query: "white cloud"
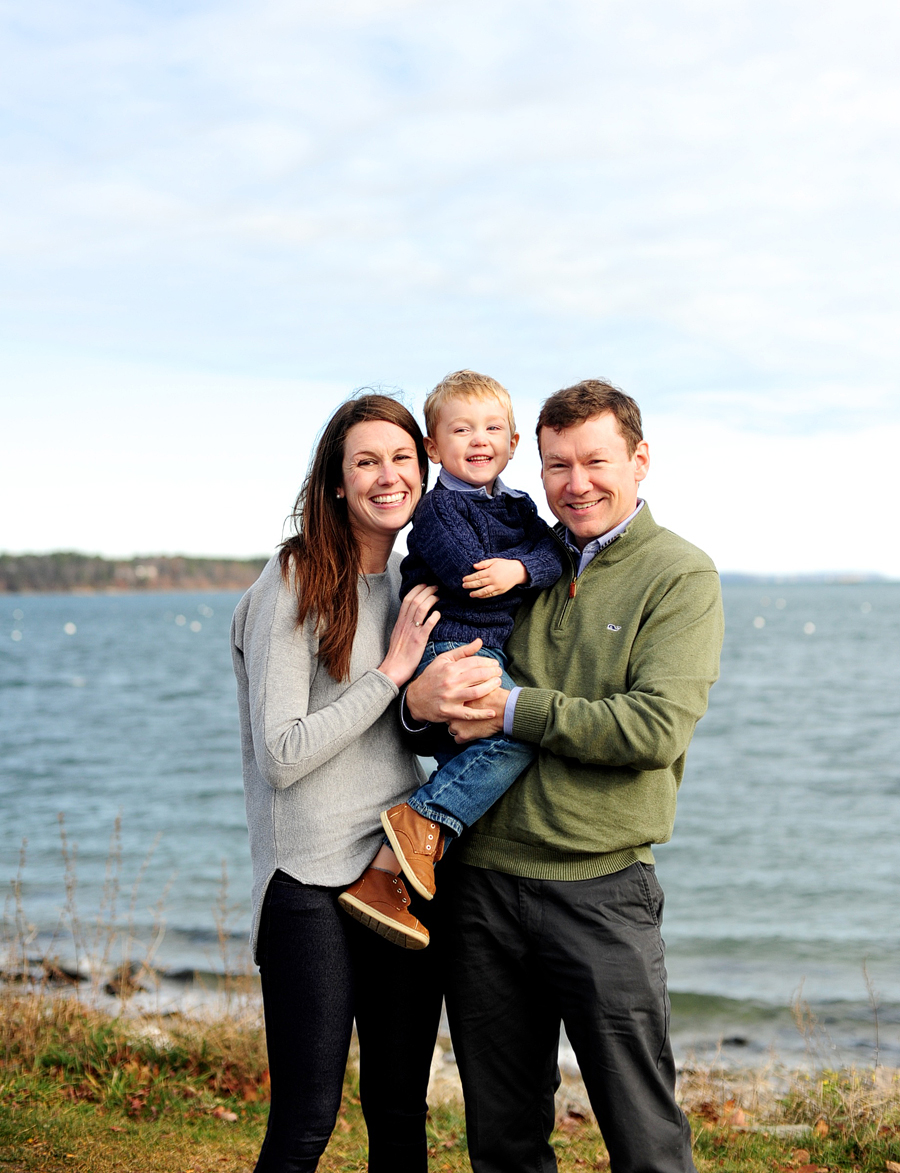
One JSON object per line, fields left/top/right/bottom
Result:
{"left": 648, "top": 414, "right": 900, "bottom": 577}
{"left": 1, "top": 352, "right": 350, "bottom": 557}
{"left": 2, "top": 1, "right": 899, "bottom": 565}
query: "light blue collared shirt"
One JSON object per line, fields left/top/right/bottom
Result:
{"left": 563, "top": 498, "right": 645, "bottom": 575}
{"left": 502, "top": 499, "right": 645, "bottom": 734}
{"left": 438, "top": 467, "right": 525, "bottom": 498}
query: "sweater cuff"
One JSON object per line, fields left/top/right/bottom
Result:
{"left": 510, "top": 688, "right": 555, "bottom": 744}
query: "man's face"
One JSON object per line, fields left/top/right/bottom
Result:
{"left": 539, "top": 412, "right": 649, "bottom": 550}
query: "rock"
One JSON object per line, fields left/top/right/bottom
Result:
{"left": 104, "top": 963, "right": 149, "bottom": 997}
{"left": 41, "top": 960, "right": 85, "bottom": 985}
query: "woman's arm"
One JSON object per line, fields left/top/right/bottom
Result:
{"left": 237, "top": 569, "right": 438, "bottom": 790}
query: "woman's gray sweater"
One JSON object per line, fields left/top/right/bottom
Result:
{"left": 231, "top": 552, "right": 426, "bottom": 956}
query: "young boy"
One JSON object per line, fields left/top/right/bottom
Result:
{"left": 339, "top": 370, "right": 565, "bottom": 946}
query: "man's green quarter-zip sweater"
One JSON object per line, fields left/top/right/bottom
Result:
{"left": 458, "top": 503, "right": 724, "bottom": 880}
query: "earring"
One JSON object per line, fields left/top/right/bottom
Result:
{"left": 336, "top": 490, "right": 344, "bottom": 499}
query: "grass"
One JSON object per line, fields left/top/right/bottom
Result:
{"left": 3, "top": 826, "right": 898, "bottom": 1169}
{"left": 2, "top": 995, "right": 899, "bottom": 1172}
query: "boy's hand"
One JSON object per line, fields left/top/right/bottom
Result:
{"left": 463, "top": 559, "right": 528, "bottom": 599}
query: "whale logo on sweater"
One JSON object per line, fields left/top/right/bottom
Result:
{"left": 607, "top": 623, "right": 622, "bottom": 631}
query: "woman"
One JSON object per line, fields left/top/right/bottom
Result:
{"left": 231, "top": 394, "right": 443, "bottom": 1172}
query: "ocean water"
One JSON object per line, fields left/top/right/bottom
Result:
{"left": 2, "top": 583, "right": 899, "bottom": 1066}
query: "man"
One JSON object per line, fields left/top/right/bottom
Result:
{"left": 406, "top": 380, "right": 724, "bottom": 1173}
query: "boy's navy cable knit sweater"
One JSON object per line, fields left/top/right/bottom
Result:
{"left": 399, "top": 477, "right": 565, "bottom": 647}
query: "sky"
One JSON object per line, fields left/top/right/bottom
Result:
{"left": 2, "top": 0, "right": 899, "bottom": 576}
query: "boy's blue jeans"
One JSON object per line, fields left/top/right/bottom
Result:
{"left": 405, "top": 641, "right": 536, "bottom": 839}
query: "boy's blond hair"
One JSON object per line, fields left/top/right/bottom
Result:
{"left": 424, "top": 369, "right": 516, "bottom": 436}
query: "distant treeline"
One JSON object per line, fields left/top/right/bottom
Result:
{"left": 2, "top": 553, "right": 892, "bottom": 595}
{"left": 0, "top": 552, "right": 269, "bottom": 594}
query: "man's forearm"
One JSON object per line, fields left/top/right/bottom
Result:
{"left": 398, "top": 688, "right": 458, "bottom": 756}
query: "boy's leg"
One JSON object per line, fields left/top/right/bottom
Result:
{"left": 382, "top": 645, "right": 532, "bottom": 903}
{"left": 407, "top": 646, "right": 536, "bottom": 835}
{"left": 408, "top": 735, "right": 536, "bottom": 834}
{"left": 383, "top": 733, "right": 535, "bottom": 901}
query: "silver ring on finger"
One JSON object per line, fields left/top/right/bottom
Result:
{"left": 414, "top": 620, "right": 422, "bottom": 627}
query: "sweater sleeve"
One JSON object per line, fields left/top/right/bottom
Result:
{"left": 511, "top": 569, "right": 723, "bottom": 770}
{"left": 234, "top": 565, "right": 399, "bottom": 790}
{"left": 514, "top": 499, "right": 566, "bottom": 589}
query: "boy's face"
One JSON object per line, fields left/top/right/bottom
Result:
{"left": 424, "top": 395, "right": 519, "bottom": 490}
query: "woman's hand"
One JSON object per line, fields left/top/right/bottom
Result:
{"left": 405, "top": 640, "right": 503, "bottom": 723}
{"left": 462, "top": 558, "right": 528, "bottom": 599}
{"left": 378, "top": 583, "right": 441, "bottom": 687}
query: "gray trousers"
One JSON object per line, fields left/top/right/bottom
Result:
{"left": 443, "top": 862, "right": 697, "bottom": 1173}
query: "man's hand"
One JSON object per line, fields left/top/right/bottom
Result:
{"left": 447, "top": 688, "right": 509, "bottom": 742}
{"left": 405, "top": 640, "right": 502, "bottom": 724}
{"left": 462, "top": 559, "right": 528, "bottom": 599}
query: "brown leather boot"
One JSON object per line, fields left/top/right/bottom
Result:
{"left": 337, "top": 867, "right": 429, "bottom": 950}
{"left": 381, "top": 804, "right": 445, "bottom": 902}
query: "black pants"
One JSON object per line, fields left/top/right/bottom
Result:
{"left": 444, "top": 862, "right": 697, "bottom": 1173}
{"left": 254, "top": 871, "right": 443, "bottom": 1173}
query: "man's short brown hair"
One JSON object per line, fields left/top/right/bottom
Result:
{"left": 424, "top": 369, "right": 516, "bottom": 437}
{"left": 536, "top": 380, "right": 643, "bottom": 457}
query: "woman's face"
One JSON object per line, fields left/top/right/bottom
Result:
{"left": 339, "top": 420, "right": 423, "bottom": 546}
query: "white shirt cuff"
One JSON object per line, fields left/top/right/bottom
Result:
{"left": 400, "top": 688, "right": 432, "bottom": 733}
{"left": 503, "top": 687, "right": 521, "bottom": 736}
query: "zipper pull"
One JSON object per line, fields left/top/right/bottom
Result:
{"left": 569, "top": 580, "right": 577, "bottom": 598}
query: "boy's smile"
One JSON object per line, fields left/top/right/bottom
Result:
{"left": 424, "top": 395, "right": 519, "bottom": 492}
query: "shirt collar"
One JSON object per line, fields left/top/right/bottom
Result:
{"left": 438, "top": 468, "right": 524, "bottom": 498}
{"left": 564, "top": 499, "right": 645, "bottom": 567}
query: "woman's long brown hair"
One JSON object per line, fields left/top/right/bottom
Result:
{"left": 279, "top": 394, "right": 429, "bottom": 682}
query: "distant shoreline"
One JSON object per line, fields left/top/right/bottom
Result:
{"left": 717, "top": 571, "right": 895, "bottom": 585}
{"left": 3, "top": 553, "right": 896, "bottom": 595}
{"left": 0, "top": 552, "right": 269, "bottom": 594}
{"left": 1, "top": 551, "right": 895, "bottom": 593}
